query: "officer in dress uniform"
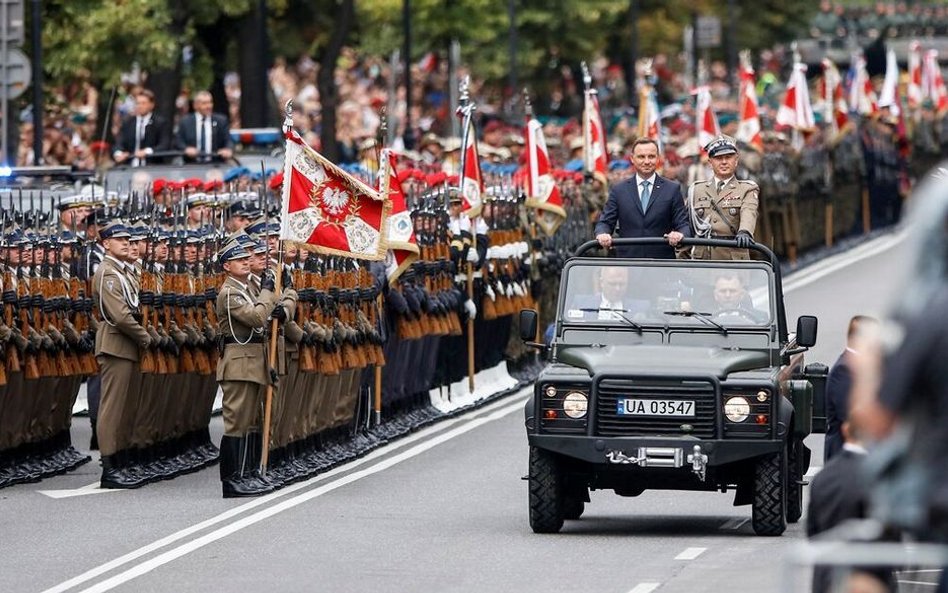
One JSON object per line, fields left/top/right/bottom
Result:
{"left": 688, "top": 136, "right": 760, "bottom": 260}
{"left": 215, "top": 239, "right": 296, "bottom": 498}
{"left": 91, "top": 221, "right": 153, "bottom": 489}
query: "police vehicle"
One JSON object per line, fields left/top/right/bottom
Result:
{"left": 519, "top": 237, "right": 827, "bottom": 536}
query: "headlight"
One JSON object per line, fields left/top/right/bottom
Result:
{"left": 724, "top": 396, "right": 751, "bottom": 423}
{"left": 544, "top": 385, "right": 557, "bottom": 397}
{"left": 756, "top": 389, "right": 769, "bottom": 402}
{"left": 563, "top": 392, "right": 588, "bottom": 419}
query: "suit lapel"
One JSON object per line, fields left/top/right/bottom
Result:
{"left": 645, "top": 178, "right": 662, "bottom": 215}
{"left": 630, "top": 179, "right": 645, "bottom": 216}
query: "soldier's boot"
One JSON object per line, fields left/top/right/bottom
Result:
{"left": 197, "top": 427, "right": 219, "bottom": 465}
{"left": 246, "top": 432, "right": 277, "bottom": 492}
{"left": 61, "top": 430, "right": 91, "bottom": 470}
{"left": 100, "top": 453, "right": 145, "bottom": 489}
{"left": 220, "top": 435, "right": 271, "bottom": 498}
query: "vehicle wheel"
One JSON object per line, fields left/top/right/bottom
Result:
{"left": 528, "top": 447, "right": 564, "bottom": 533}
{"left": 752, "top": 448, "right": 787, "bottom": 536}
{"left": 786, "top": 438, "right": 805, "bottom": 524}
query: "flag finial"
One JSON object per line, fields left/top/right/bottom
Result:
{"left": 283, "top": 100, "right": 294, "bottom": 131}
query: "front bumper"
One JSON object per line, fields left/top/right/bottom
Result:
{"left": 529, "top": 434, "right": 782, "bottom": 467}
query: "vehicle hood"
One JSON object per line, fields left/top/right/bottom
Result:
{"left": 556, "top": 345, "right": 769, "bottom": 379}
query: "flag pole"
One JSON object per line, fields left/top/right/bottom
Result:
{"left": 261, "top": 100, "right": 294, "bottom": 472}
{"left": 374, "top": 115, "right": 389, "bottom": 427}
{"left": 457, "top": 76, "right": 477, "bottom": 395}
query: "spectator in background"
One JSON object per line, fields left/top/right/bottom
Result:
{"left": 112, "top": 89, "right": 171, "bottom": 166}
{"left": 175, "top": 91, "right": 233, "bottom": 162}
{"left": 825, "top": 315, "right": 879, "bottom": 462}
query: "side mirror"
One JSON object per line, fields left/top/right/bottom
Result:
{"left": 519, "top": 309, "right": 539, "bottom": 343}
{"left": 796, "top": 315, "right": 818, "bottom": 348}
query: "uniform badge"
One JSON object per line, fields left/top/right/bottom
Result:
{"left": 234, "top": 296, "right": 244, "bottom": 304}
{"left": 729, "top": 208, "right": 738, "bottom": 215}
{"left": 696, "top": 208, "right": 705, "bottom": 216}
{"left": 106, "top": 279, "right": 114, "bottom": 291}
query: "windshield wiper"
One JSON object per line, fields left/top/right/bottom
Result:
{"left": 577, "top": 308, "right": 643, "bottom": 333}
{"left": 662, "top": 310, "right": 729, "bottom": 335}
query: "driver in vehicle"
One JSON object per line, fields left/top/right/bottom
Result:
{"left": 567, "top": 266, "right": 648, "bottom": 321}
{"left": 711, "top": 273, "right": 767, "bottom": 323}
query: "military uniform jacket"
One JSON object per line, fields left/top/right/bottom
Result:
{"left": 688, "top": 177, "right": 759, "bottom": 260}
{"left": 216, "top": 275, "right": 277, "bottom": 385}
{"left": 92, "top": 255, "right": 150, "bottom": 361}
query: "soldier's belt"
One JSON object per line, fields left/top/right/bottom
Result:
{"left": 222, "top": 336, "right": 265, "bottom": 346}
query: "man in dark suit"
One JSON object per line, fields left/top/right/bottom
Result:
{"left": 566, "top": 266, "right": 649, "bottom": 321}
{"left": 112, "top": 90, "right": 171, "bottom": 166}
{"left": 595, "top": 138, "right": 691, "bottom": 258}
{"left": 825, "top": 315, "right": 878, "bottom": 462}
{"left": 175, "top": 90, "right": 233, "bottom": 162}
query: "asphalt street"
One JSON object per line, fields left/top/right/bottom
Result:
{"left": 0, "top": 230, "right": 932, "bottom": 593}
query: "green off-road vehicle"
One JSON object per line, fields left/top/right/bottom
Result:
{"left": 519, "top": 238, "right": 827, "bottom": 536}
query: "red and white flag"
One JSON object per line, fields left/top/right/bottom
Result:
{"left": 583, "top": 90, "right": 608, "bottom": 186}
{"left": 379, "top": 149, "right": 419, "bottom": 284}
{"left": 736, "top": 63, "right": 763, "bottom": 151}
{"left": 777, "top": 62, "right": 816, "bottom": 132}
{"left": 280, "top": 129, "right": 389, "bottom": 260}
{"left": 923, "top": 49, "right": 948, "bottom": 115}
{"left": 694, "top": 85, "right": 720, "bottom": 149}
{"left": 637, "top": 85, "right": 663, "bottom": 154}
{"left": 458, "top": 115, "right": 484, "bottom": 218}
{"left": 908, "top": 42, "right": 923, "bottom": 110}
{"left": 524, "top": 117, "right": 566, "bottom": 236}
{"left": 819, "top": 58, "right": 850, "bottom": 136}
{"left": 849, "top": 55, "right": 878, "bottom": 117}
{"left": 878, "top": 48, "right": 901, "bottom": 117}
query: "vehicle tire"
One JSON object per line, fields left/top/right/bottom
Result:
{"left": 786, "top": 438, "right": 805, "bottom": 524}
{"left": 529, "top": 447, "right": 565, "bottom": 533}
{"left": 752, "top": 448, "right": 787, "bottom": 536}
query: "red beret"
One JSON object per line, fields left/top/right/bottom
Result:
{"left": 203, "top": 179, "right": 223, "bottom": 192}
{"left": 185, "top": 178, "right": 204, "bottom": 189}
{"left": 152, "top": 179, "right": 166, "bottom": 195}
{"left": 425, "top": 172, "right": 447, "bottom": 186}
{"left": 268, "top": 171, "right": 284, "bottom": 190}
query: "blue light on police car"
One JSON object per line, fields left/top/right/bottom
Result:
{"left": 0, "top": 166, "right": 13, "bottom": 177}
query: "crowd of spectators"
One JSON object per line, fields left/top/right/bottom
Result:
{"left": 809, "top": 1, "right": 948, "bottom": 43}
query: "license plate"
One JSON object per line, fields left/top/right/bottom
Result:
{"left": 617, "top": 399, "right": 695, "bottom": 417}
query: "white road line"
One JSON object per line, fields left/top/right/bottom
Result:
{"left": 626, "top": 583, "right": 661, "bottom": 593}
{"left": 783, "top": 231, "right": 905, "bottom": 293}
{"left": 38, "top": 482, "right": 126, "bottom": 499}
{"left": 45, "top": 395, "right": 527, "bottom": 593}
{"left": 674, "top": 547, "right": 706, "bottom": 560}
{"left": 719, "top": 517, "right": 749, "bottom": 530}
{"left": 897, "top": 580, "right": 939, "bottom": 587}
{"left": 898, "top": 569, "right": 944, "bottom": 574}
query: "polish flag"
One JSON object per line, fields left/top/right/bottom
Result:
{"left": 583, "top": 89, "right": 608, "bottom": 186}
{"left": 848, "top": 55, "right": 878, "bottom": 117}
{"left": 819, "top": 58, "right": 850, "bottom": 136}
{"left": 694, "top": 85, "right": 720, "bottom": 149}
{"left": 908, "top": 42, "right": 923, "bottom": 110}
{"left": 378, "top": 149, "right": 419, "bottom": 284}
{"left": 637, "top": 86, "right": 663, "bottom": 154}
{"left": 878, "top": 48, "right": 901, "bottom": 117}
{"left": 458, "top": 115, "right": 484, "bottom": 218}
{"left": 280, "top": 129, "right": 389, "bottom": 260}
{"left": 524, "top": 117, "right": 566, "bottom": 236}
{"left": 736, "top": 63, "right": 763, "bottom": 151}
{"left": 923, "top": 50, "right": 948, "bottom": 115}
{"left": 777, "top": 62, "right": 816, "bottom": 131}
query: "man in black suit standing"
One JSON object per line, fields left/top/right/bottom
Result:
{"left": 112, "top": 89, "right": 171, "bottom": 166}
{"left": 825, "top": 315, "right": 878, "bottom": 462}
{"left": 175, "top": 91, "right": 233, "bottom": 162}
{"left": 595, "top": 138, "right": 691, "bottom": 258}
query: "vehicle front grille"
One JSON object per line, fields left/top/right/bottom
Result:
{"left": 595, "top": 378, "right": 717, "bottom": 438}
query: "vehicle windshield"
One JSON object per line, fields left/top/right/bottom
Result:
{"left": 559, "top": 261, "right": 773, "bottom": 328}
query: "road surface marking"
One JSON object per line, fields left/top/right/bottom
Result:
{"left": 783, "top": 231, "right": 905, "bottom": 293}
{"left": 45, "top": 394, "right": 527, "bottom": 593}
{"left": 897, "top": 581, "right": 938, "bottom": 587}
{"left": 674, "top": 547, "right": 706, "bottom": 560}
{"left": 37, "top": 482, "right": 126, "bottom": 499}
{"left": 720, "top": 517, "right": 749, "bottom": 530}
{"left": 626, "top": 583, "right": 661, "bottom": 593}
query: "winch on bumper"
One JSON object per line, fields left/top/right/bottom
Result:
{"left": 529, "top": 434, "right": 784, "bottom": 477}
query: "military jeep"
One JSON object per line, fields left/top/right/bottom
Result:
{"left": 519, "top": 238, "right": 826, "bottom": 536}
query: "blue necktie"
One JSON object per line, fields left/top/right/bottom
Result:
{"left": 640, "top": 180, "right": 651, "bottom": 211}
{"left": 197, "top": 116, "right": 206, "bottom": 157}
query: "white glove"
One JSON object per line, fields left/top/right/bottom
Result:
{"left": 466, "top": 248, "right": 480, "bottom": 264}
{"left": 512, "top": 281, "right": 525, "bottom": 297}
{"left": 463, "top": 299, "right": 477, "bottom": 320}
{"left": 505, "top": 282, "right": 515, "bottom": 297}
{"left": 484, "top": 283, "right": 496, "bottom": 302}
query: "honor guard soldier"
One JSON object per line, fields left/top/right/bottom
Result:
{"left": 688, "top": 136, "right": 760, "bottom": 260}
{"left": 215, "top": 239, "right": 296, "bottom": 498}
{"left": 92, "top": 221, "right": 153, "bottom": 489}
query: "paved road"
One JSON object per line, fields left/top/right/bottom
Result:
{"left": 0, "top": 231, "right": 928, "bottom": 593}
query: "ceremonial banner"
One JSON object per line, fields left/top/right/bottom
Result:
{"left": 737, "top": 61, "right": 763, "bottom": 151}
{"left": 637, "top": 84, "right": 664, "bottom": 154}
{"left": 908, "top": 42, "right": 923, "bottom": 111}
{"left": 777, "top": 62, "right": 816, "bottom": 132}
{"left": 582, "top": 90, "right": 608, "bottom": 186}
{"left": 524, "top": 117, "right": 566, "bottom": 236}
{"left": 923, "top": 50, "right": 948, "bottom": 116}
{"left": 379, "top": 149, "right": 419, "bottom": 284}
{"left": 819, "top": 58, "right": 850, "bottom": 138}
{"left": 848, "top": 55, "right": 878, "bottom": 117}
{"left": 280, "top": 129, "right": 390, "bottom": 260}
{"left": 459, "top": 116, "right": 484, "bottom": 218}
{"left": 878, "top": 48, "right": 901, "bottom": 117}
{"left": 694, "top": 85, "right": 720, "bottom": 149}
